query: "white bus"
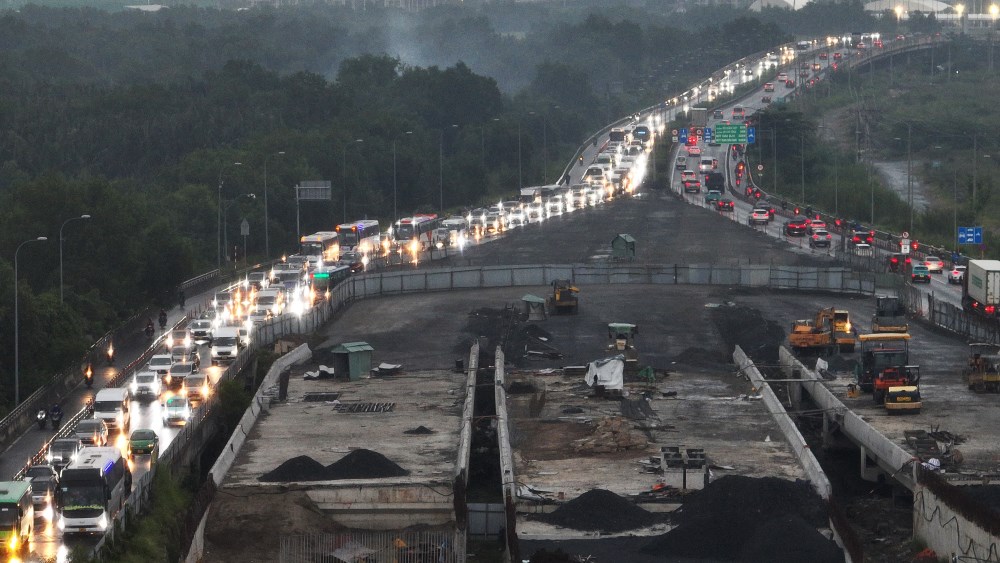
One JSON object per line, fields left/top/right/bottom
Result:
{"left": 395, "top": 214, "right": 441, "bottom": 251}
{"left": 299, "top": 231, "right": 339, "bottom": 267}
{"left": 336, "top": 219, "right": 380, "bottom": 255}
{"left": 57, "top": 446, "right": 131, "bottom": 535}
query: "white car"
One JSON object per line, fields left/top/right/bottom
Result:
{"left": 131, "top": 371, "right": 161, "bottom": 402}
{"left": 853, "top": 243, "right": 874, "bottom": 257}
{"left": 147, "top": 354, "right": 173, "bottom": 378}
{"left": 948, "top": 265, "right": 967, "bottom": 284}
{"left": 748, "top": 209, "right": 771, "bottom": 225}
{"left": 162, "top": 396, "right": 192, "bottom": 426}
{"left": 923, "top": 256, "right": 945, "bottom": 274}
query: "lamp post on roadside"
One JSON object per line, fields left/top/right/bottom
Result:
{"left": 342, "top": 138, "right": 364, "bottom": 223}
{"left": 393, "top": 132, "right": 412, "bottom": 226}
{"left": 217, "top": 161, "right": 242, "bottom": 269}
{"left": 263, "top": 151, "right": 285, "bottom": 258}
{"left": 59, "top": 214, "right": 90, "bottom": 304}
{"left": 14, "top": 236, "right": 48, "bottom": 407}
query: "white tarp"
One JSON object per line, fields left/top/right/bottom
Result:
{"left": 585, "top": 355, "right": 625, "bottom": 390}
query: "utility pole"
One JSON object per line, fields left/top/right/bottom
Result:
{"left": 973, "top": 133, "right": 978, "bottom": 206}
{"left": 907, "top": 122, "right": 913, "bottom": 234}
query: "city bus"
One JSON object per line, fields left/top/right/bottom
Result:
{"left": 336, "top": 219, "right": 381, "bottom": 255}
{"left": 0, "top": 481, "right": 33, "bottom": 555}
{"left": 310, "top": 265, "right": 352, "bottom": 295}
{"left": 299, "top": 231, "right": 339, "bottom": 267}
{"left": 57, "top": 446, "right": 130, "bottom": 535}
{"left": 395, "top": 214, "right": 441, "bottom": 251}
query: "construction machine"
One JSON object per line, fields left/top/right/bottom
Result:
{"left": 549, "top": 279, "right": 579, "bottom": 314}
{"left": 789, "top": 307, "right": 856, "bottom": 354}
{"left": 876, "top": 365, "right": 921, "bottom": 412}
{"left": 855, "top": 332, "right": 912, "bottom": 394}
{"left": 608, "top": 323, "right": 639, "bottom": 375}
{"left": 871, "top": 296, "right": 908, "bottom": 333}
{"left": 965, "top": 343, "right": 1000, "bottom": 393}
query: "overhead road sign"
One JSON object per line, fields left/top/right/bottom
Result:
{"left": 714, "top": 124, "right": 748, "bottom": 144}
{"left": 959, "top": 226, "right": 983, "bottom": 245}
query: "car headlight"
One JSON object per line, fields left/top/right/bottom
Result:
{"left": 46, "top": 451, "right": 53, "bottom": 462}
{"left": 130, "top": 381, "right": 138, "bottom": 393}
{"left": 57, "top": 516, "right": 66, "bottom": 531}
{"left": 97, "top": 513, "right": 108, "bottom": 530}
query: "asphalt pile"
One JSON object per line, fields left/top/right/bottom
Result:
{"left": 403, "top": 425, "right": 435, "bottom": 435}
{"left": 259, "top": 449, "right": 409, "bottom": 482}
{"left": 959, "top": 484, "right": 1000, "bottom": 517}
{"left": 710, "top": 304, "right": 786, "bottom": 363}
{"left": 536, "top": 489, "right": 661, "bottom": 532}
{"left": 639, "top": 475, "right": 840, "bottom": 562}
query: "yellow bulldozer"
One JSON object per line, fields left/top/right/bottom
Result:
{"left": 548, "top": 279, "right": 579, "bottom": 314}
{"left": 789, "top": 307, "right": 856, "bottom": 354}
{"left": 965, "top": 343, "right": 1000, "bottom": 393}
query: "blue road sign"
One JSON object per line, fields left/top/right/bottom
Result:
{"left": 679, "top": 128, "right": 689, "bottom": 143}
{"left": 747, "top": 127, "right": 756, "bottom": 144}
{"left": 704, "top": 127, "right": 713, "bottom": 141}
{"left": 958, "top": 226, "right": 983, "bottom": 245}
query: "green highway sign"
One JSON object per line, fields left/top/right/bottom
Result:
{"left": 714, "top": 124, "right": 748, "bottom": 144}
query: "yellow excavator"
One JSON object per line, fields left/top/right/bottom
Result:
{"left": 789, "top": 307, "right": 856, "bottom": 354}
{"left": 549, "top": 279, "right": 579, "bottom": 314}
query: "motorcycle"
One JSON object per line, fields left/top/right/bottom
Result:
{"left": 50, "top": 410, "right": 63, "bottom": 431}
{"left": 84, "top": 363, "right": 94, "bottom": 388}
{"left": 36, "top": 409, "right": 47, "bottom": 430}
{"left": 144, "top": 323, "right": 155, "bottom": 340}
{"left": 106, "top": 342, "right": 115, "bottom": 366}
{"left": 158, "top": 312, "right": 168, "bottom": 330}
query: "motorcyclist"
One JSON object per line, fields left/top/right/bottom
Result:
{"left": 145, "top": 318, "right": 155, "bottom": 338}
{"left": 158, "top": 309, "right": 168, "bottom": 329}
{"left": 49, "top": 403, "right": 63, "bottom": 423}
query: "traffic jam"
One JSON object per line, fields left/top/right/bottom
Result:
{"left": 6, "top": 32, "right": 964, "bottom": 562}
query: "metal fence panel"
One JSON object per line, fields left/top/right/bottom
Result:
{"left": 279, "top": 530, "right": 465, "bottom": 563}
{"left": 482, "top": 267, "right": 513, "bottom": 287}
{"left": 741, "top": 265, "right": 771, "bottom": 287}
{"left": 468, "top": 503, "right": 505, "bottom": 539}
{"left": 510, "top": 265, "right": 547, "bottom": 286}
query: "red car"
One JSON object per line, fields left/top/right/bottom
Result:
{"left": 784, "top": 216, "right": 809, "bottom": 236}
{"left": 819, "top": 52, "right": 829, "bottom": 60}
{"left": 833, "top": 52, "right": 843, "bottom": 60}
{"left": 715, "top": 199, "right": 735, "bottom": 212}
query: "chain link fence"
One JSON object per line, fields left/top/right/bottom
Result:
{"left": 279, "top": 531, "right": 465, "bottom": 563}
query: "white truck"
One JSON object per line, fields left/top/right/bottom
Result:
{"left": 211, "top": 327, "right": 240, "bottom": 366}
{"left": 963, "top": 259, "right": 1000, "bottom": 317}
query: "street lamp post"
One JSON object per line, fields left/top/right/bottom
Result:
{"left": 342, "top": 139, "right": 363, "bottom": 223}
{"left": 263, "top": 151, "right": 285, "bottom": 258}
{"left": 217, "top": 161, "right": 242, "bottom": 270}
{"left": 990, "top": 4, "right": 999, "bottom": 71}
{"left": 14, "top": 236, "right": 47, "bottom": 407}
{"left": 392, "top": 132, "right": 412, "bottom": 225}
{"left": 517, "top": 120, "right": 523, "bottom": 191}
{"left": 957, "top": 3, "right": 966, "bottom": 33}
{"left": 59, "top": 214, "right": 91, "bottom": 304}
{"left": 224, "top": 194, "right": 256, "bottom": 265}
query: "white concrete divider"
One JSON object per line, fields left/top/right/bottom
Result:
{"left": 778, "top": 347, "right": 916, "bottom": 490}
{"left": 733, "top": 346, "right": 832, "bottom": 500}
{"left": 209, "top": 343, "right": 313, "bottom": 486}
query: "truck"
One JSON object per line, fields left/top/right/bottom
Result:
{"left": 871, "top": 296, "right": 908, "bottom": 333}
{"left": 962, "top": 259, "right": 1000, "bottom": 317}
{"left": 690, "top": 107, "right": 708, "bottom": 128}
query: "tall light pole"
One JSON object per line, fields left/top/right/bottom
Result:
{"left": 263, "top": 151, "right": 285, "bottom": 258}
{"left": 59, "top": 214, "right": 90, "bottom": 304}
{"left": 217, "top": 161, "right": 242, "bottom": 270}
{"left": 342, "top": 139, "right": 363, "bottom": 223}
{"left": 990, "top": 4, "right": 999, "bottom": 71}
{"left": 517, "top": 120, "right": 523, "bottom": 191}
{"left": 14, "top": 236, "right": 47, "bottom": 407}
{"left": 393, "top": 131, "right": 412, "bottom": 226}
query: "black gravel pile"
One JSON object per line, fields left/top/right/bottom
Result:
{"left": 258, "top": 455, "right": 329, "bottom": 482}
{"left": 537, "top": 489, "right": 660, "bottom": 532}
{"left": 403, "top": 426, "right": 435, "bottom": 435}
{"left": 507, "top": 380, "right": 538, "bottom": 394}
{"left": 640, "top": 476, "right": 835, "bottom": 560}
{"left": 710, "top": 305, "right": 786, "bottom": 363}
{"left": 325, "top": 449, "right": 409, "bottom": 479}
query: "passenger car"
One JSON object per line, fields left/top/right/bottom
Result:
{"left": 948, "top": 265, "right": 967, "bottom": 284}
{"left": 675, "top": 155, "right": 687, "bottom": 170}
{"left": 128, "top": 429, "right": 159, "bottom": 458}
{"left": 923, "top": 256, "right": 945, "bottom": 274}
{"left": 889, "top": 253, "right": 912, "bottom": 272}
{"left": 853, "top": 243, "right": 874, "bottom": 257}
{"left": 712, "top": 110, "right": 724, "bottom": 119}
{"left": 165, "top": 329, "right": 191, "bottom": 349}
{"left": 911, "top": 265, "right": 931, "bottom": 283}
{"left": 748, "top": 208, "right": 771, "bottom": 225}
{"left": 338, "top": 251, "right": 365, "bottom": 273}
{"left": 784, "top": 216, "right": 809, "bottom": 236}
{"left": 46, "top": 438, "right": 82, "bottom": 472}
{"left": 704, "top": 190, "right": 723, "bottom": 205}
{"left": 809, "top": 229, "right": 832, "bottom": 248}
{"left": 683, "top": 179, "right": 701, "bottom": 193}
{"left": 184, "top": 374, "right": 210, "bottom": 402}
{"left": 162, "top": 396, "right": 192, "bottom": 426}
{"left": 686, "top": 146, "right": 702, "bottom": 157}
{"left": 166, "top": 362, "right": 195, "bottom": 391}
{"left": 714, "top": 199, "right": 735, "bottom": 212}
{"left": 806, "top": 219, "right": 827, "bottom": 234}
{"left": 833, "top": 52, "right": 843, "bottom": 60}
{"left": 25, "top": 465, "right": 59, "bottom": 512}
{"left": 189, "top": 319, "right": 214, "bottom": 343}
{"left": 680, "top": 170, "right": 697, "bottom": 182}
{"left": 147, "top": 354, "right": 173, "bottom": 378}
{"left": 131, "top": 371, "right": 161, "bottom": 402}
{"left": 74, "top": 418, "right": 109, "bottom": 447}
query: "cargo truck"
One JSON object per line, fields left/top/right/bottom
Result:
{"left": 962, "top": 259, "right": 1000, "bottom": 317}
{"left": 690, "top": 107, "right": 708, "bottom": 128}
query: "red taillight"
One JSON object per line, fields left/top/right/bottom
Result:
{"left": 812, "top": 234, "right": 818, "bottom": 240}
{"left": 987, "top": 305, "right": 996, "bottom": 315}
{"left": 826, "top": 234, "right": 831, "bottom": 239}
{"left": 891, "top": 258, "right": 898, "bottom": 264}
{"left": 905, "top": 257, "right": 912, "bottom": 264}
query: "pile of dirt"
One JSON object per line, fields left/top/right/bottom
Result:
{"left": 403, "top": 425, "right": 435, "bottom": 435}
{"left": 640, "top": 476, "right": 834, "bottom": 560}
{"left": 573, "top": 416, "right": 649, "bottom": 454}
{"left": 710, "top": 304, "right": 786, "bottom": 363}
{"left": 258, "top": 450, "right": 409, "bottom": 482}
{"left": 258, "top": 455, "right": 328, "bottom": 482}
{"left": 537, "top": 489, "right": 661, "bottom": 532}
{"left": 325, "top": 449, "right": 409, "bottom": 479}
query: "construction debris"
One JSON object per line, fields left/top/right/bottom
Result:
{"left": 573, "top": 416, "right": 649, "bottom": 454}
